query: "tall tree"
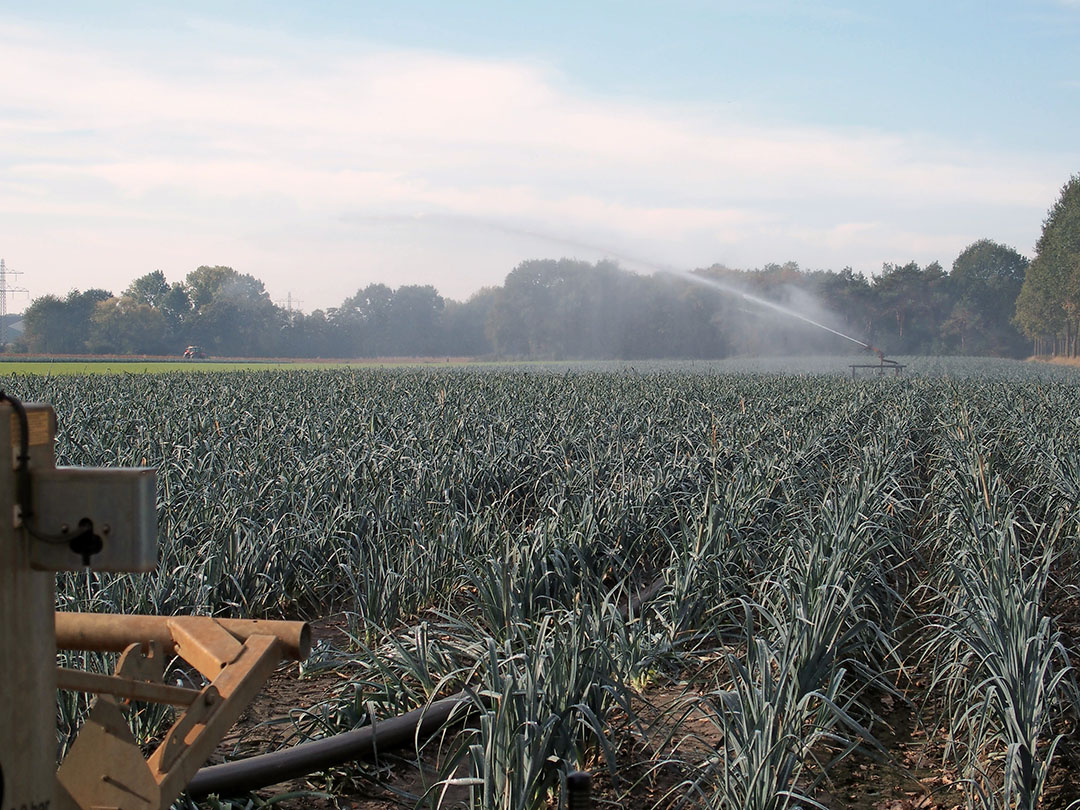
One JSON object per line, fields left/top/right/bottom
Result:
{"left": 487, "top": 260, "right": 567, "bottom": 357}
{"left": 88, "top": 296, "right": 170, "bottom": 355}
{"left": 338, "top": 283, "right": 395, "bottom": 356}
{"left": 873, "top": 261, "right": 951, "bottom": 353}
{"left": 160, "top": 283, "right": 193, "bottom": 341}
{"left": 22, "top": 289, "right": 113, "bottom": 354}
{"left": 444, "top": 288, "right": 496, "bottom": 357}
{"left": 814, "top": 267, "right": 877, "bottom": 344}
{"left": 946, "top": 240, "right": 1028, "bottom": 356}
{"left": 282, "top": 309, "right": 338, "bottom": 358}
{"left": 183, "top": 266, "right": 282, "bottom": 356}
{"left": 124, "top": 271, "right": 170, "bottom": 308}
{"left": 21, "top": 295, "right": 69, "bottom": 354}
{"left": 388, "top": 285, "right": 445, "bottom": 356}
{"left": 1015, "top": 175, "right": 1080, "bottom": 354}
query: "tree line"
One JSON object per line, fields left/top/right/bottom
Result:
{"left": 16, "top": 174, "right": 1079, "bottom": 360}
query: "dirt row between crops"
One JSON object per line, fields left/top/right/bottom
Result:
{"left": 200, "top": 610, "right": 1080, "bottom": 810}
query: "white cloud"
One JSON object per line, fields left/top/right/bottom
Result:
{"left": 0, "top": 20, "right": 1070, "bottom": 308}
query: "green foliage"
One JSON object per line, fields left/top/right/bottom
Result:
{"left": 21, "top": 360, "right": 1080, "bottom": 809}
{"left": 1015, "top": 174, "right": 1080, "bottom": 353}
{"left": 21, "top": 288, "right": 113, "bottom": 353}
{"left": 916, "top": 393, "right": 1075, "bottom": 809}
{"left": 947, "top": 240, "right": 1029, "bottom": 356}
{"left": 15, "top": 225, "right": 1053, "bottom": 360}
{"left": 125, "top": 270, "right": 171, "bottom": 308}
{"left": 872, "top": 260, "right": 951, "bottom": 353}
{"left": 88, "top": 296, "right": 170, "bottom": 354}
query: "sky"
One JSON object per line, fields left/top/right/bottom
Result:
{"left": 1, "top": 1, "right": 1078, "bottom": 313}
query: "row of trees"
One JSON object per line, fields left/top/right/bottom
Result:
{"left": 17, "top": 174, "right": 1078, "bottom": 359}
{"left": 17, "top": 266, "right": 494, "bottom": 359}
{"left": 16, "top": 244, "right": 1029, "bottom": 360}
{"left": 18, "top": 267, "right": 280, "bottom": 357}
{"left": 482, "top": 245, "right": 1029, "bottom": 359}
{"left": 1014, "top": 174, "right": 1080, "bottom": 355}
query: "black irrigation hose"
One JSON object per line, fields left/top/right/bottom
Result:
{"left": 186, "top": 691, "right": 470, "bottom": 799}
{"left": 186, "top": 576, "right": 668, "bottom": 798}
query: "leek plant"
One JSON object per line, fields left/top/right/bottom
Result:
{"left": 1, "top": 363, "right": 1074, "bottom": 809}
{"left": 917, "top": 399, "right": 1075, "bottom": 810}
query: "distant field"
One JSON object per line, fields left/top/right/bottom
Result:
{"left": 0, "top": 361, "right": 361, "bottom": 374}
{"left": 4, "top": 354, "right": 1080, "bottom": 378}
{"left": 0, "top": 357, "right": 475, "bottom": 374}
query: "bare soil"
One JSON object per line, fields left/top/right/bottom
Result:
{"left": 195, "top": 607, "right": 1080, "bottom": 810}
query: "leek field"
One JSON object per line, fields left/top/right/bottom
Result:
{"left": 13, "top": 358, "right": 1080, "bottom": 809}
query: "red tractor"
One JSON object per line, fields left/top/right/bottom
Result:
{"left": 183, "top": 345, "right": 207, "bottom": 359}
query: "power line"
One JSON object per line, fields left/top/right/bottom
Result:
{"left": 273, "top": 292, "right": 304, "bottom": 320}
{"left": 0, "top": 259, "right": 29, "bottom": 349}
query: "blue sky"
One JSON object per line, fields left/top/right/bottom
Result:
{"left": 2, "top": 1, "right": 1078, "bottom": 310}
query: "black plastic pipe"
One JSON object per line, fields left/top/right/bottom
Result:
{"left": 186, "top": 691, "right": 470, "bottom": 798}
{"left": 185, "top": 575, "right": 668, "bottom": 798}
{"left": 566, "top": 770, "right": 592, "bottom": 810}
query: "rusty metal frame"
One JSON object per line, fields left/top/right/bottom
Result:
{"left": 53, "top": 613, "right": 309, "bottom": 810}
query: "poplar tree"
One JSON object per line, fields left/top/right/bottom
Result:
{"left": 1015, "top": 174, "right": 1080, "bottom": 354}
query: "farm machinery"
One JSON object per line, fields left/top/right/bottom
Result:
{"left": 0, "top": 394, "right": 310, "bottom": 810}
{"left": 849, "top": 344, "right": 905, "bottom": 378}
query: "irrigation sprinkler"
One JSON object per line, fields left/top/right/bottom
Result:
{"left": 850, "top": 346, "right": 905, "bottom": 379}
{"left": 0, "top": 394, "right": 310, "bottom": 810}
